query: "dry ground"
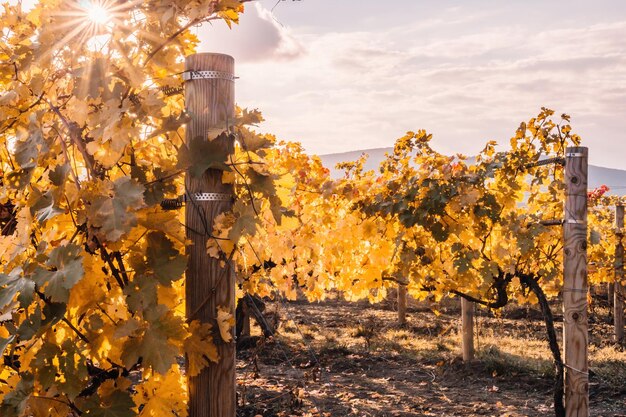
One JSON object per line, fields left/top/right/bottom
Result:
{"left": 235, "top": 296, "right": 626, "bottom": 417}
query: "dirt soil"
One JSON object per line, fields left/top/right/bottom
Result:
{"left": 235, "top": 297, "right": 626, "bottom": 417}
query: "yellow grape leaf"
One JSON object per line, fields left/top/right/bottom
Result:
{"left": 216, "top": 0, "right": 244, "bottom": 11}
{"left": 206, "top": 239, "right": 221, "bottom": 259}
{"left": 185, "top": 320, "right": 218, "bottom": 377}
{"left": 134, "top": 366, "right": 186, "bottom": 417}
{"left": 216, "top": 306, "right": 234, "bottom": 343}
{"left": 79, "top": 379, "right": 135, "bottom": 417}
{"left": 222, "top": 171, "right": 236, "bottom": 184}
{"left": 206, "top": 127, "right": 227, "bottom": 141}
{"left": 220, "top": 238, "right": 236, "bottom": 256}
{"left": 64, "top": 97, "right": 90, "bottom": 127}
{"left": 279, "top": 215, "right": 299, "bottom": 231}
{"left": 275, "top": 173, "right": 296, "bottom": 205}
{"left": 26, "top": 394, "right": 70, "bottom": 417}
{"left": 207, "top": 212, "right": 236, "bottom": 257}
{"left": 206, "top": 238, "right": 235, "bottom": 259}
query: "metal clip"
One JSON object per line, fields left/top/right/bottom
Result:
{"left": 191, "top": 192, "right": 233, "bottom": 202}
{"left": 182, "top": 70, "right": 237, "bottom": 82}
{"left": 565, "top": 152, "right": 585, "bottom": 158}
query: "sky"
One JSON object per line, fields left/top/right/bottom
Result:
{"left": 197, "top": 0, "right": 626, "bottom": 169}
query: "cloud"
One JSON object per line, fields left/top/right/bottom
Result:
{"left": 223, "top": 6, "right": 626, "bottom": 169}
{"left": 197, "top": 3, "right": 304, "bottom": 62}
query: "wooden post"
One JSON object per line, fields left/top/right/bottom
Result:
{"left": 398, "top": 283, "right": 407, "bottom": 326}
{"left": 461, "top": 298, "right": 474, "bottom": 361}
{"left": 241, "top": 302, "right": 251, "bottom": 337}
{"left": 608, "top": 282, "right": 614, "bottom": 308}
{"left": 185, "top": 53, "right": 236, "bottom": 417}
{"left": 563, "top": 146, "right": 589, "bottom": 417}
{"left": 615, "top": 205, "right": 624, "bottom": 344}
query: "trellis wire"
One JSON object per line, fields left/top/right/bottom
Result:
{"left": 524, "top": 156, "right": 565, "bottom": 169}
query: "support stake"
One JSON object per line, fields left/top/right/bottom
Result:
{"left": 563, "top": 146, "right": 589, "bottom": 417}
{"left": 398, "top": 283, "right": 407, "bottom": 326}
{"left": 461, "top": 298, "right": 475, "bottom": 361}
{"left": 615, "top": 205, "right": 624, "bottom": 344}
{"left": 185, "top": 53, "right": 236, "bottom": 417}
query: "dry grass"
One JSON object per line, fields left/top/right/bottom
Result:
{"left": 237, "top": 297, "right": 626, "bottom": 416}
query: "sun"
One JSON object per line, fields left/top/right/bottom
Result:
{"left": 86, "top": 2, "right": 111, "bottom": 25}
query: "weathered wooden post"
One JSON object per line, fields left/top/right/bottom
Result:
{"left": 241, "top": 302, "right": 251, "bottom": 337}
{"left": 563, "top": 146, "right": 589, "bottom": 417}
{"left": 461, "top": 298, "right": 474, "bottom": 361}
{"left": 185, "top": 53, "right": 236, "bottom": 417}
{"left": 615, "top": 204, "right": 624, "bottom": 344}
{"left": 398, "top": 283, "right": 407, "bottom": 326}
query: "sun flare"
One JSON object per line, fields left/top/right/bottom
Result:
{"left": 86, "top": 3, "right": 111, "bottom": 25}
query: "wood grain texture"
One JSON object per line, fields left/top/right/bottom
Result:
{"left": 461, "top": 298, "right": 474, "bottom": 362}
{"left": 397, "top": 284, "right": 407, "bottom": 326}
{"left": 563, "top": 146, "right": 589, "bottom": 417}
{"left": 185, "top": 53, "right": 236, "bottom": 417}
{"left": 615, "top": 205, "right": 624, "bottom": 344}
{"left": 241, "top": 302, "right": 251, "bottom": 338}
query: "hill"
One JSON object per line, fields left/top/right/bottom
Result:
{"left": 319, "top": 148, "right": 626, "bottom": 195}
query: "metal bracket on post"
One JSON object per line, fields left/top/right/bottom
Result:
{"left": 161, "top": 192, "right": 234, "bottom": 210}
{"left": 183, "top": 70, "right": 238, "bottom": 82}
{"left": 191, "top": 192, "right": 233, "bottom": 202}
